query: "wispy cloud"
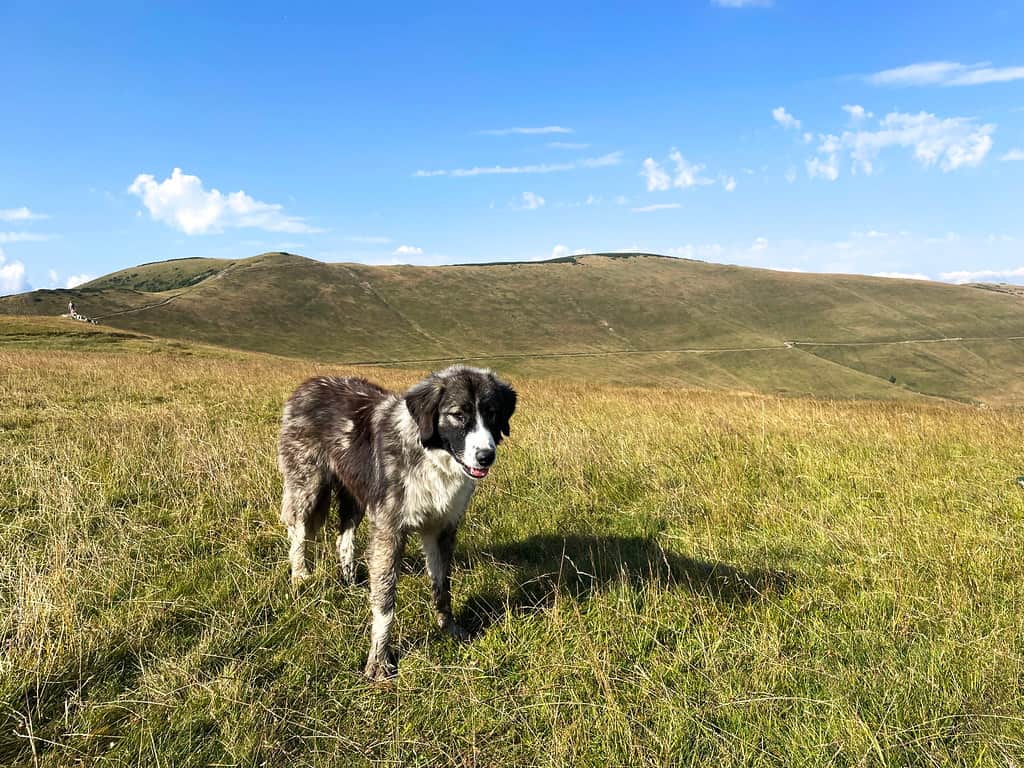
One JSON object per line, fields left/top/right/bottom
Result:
{"left": 806, "top": 108, "right": 994, "bottom": 179}
{"left": 841, "top": 104, "right": 873, "bottom": 121}
{"left": 478, "top": 126, "right": 572, "bottom": 136}
{"left": 632, "top": 203, "right": 682, "bottom": 213}
{"left": 415, "top": 152, "right": 622, "bottom": 178}
{"left": 129, "top": 168, "right": 322, "bottom": 235}
{"left": 939, "top": 266, "right": 1024, "bottom": 284}
{"left": 866, "top": 61, "right": 1024, "bottom": 87}
{"left": 1001, "top": 148, "right": 1024, "bottom": 162}
{"left": 0, "top": 231, "right": 54, "bottom": 243}
{"left": 873, "top": 271, "right": 931, "bottom": 281}
{"left": 0, "top": 206, "right": 48, "bottom": 222}
{"left": 65, "top": 274, "right": 93, "bottom": 288}
{"left": 772, "top": 106, "right": 801, "bottom": 131}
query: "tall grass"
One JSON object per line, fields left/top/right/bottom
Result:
{"left": 1, "top": 345, "right": 1023, "bottom": 766}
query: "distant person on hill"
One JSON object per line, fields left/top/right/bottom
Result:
{"left": 68, "top": 300, "right": 77, "bottom": 317}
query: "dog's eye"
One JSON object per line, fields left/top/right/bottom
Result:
{"left": 446, "top": 411, "right": 465, "bottom": 423}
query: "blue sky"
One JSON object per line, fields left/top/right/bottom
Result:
{"left": 2, "top": 0, "right": 1023, "bottom": 295}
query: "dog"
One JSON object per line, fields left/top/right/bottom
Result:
{"left": 277, "top": 365, "right": 517, "bottom": 680}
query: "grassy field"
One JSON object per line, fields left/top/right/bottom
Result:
{"left": 2, "top": 317, "right": 1024, "bottom": 766}
{"left": 7, "top": 252, "right": 1024, "bottom": 403}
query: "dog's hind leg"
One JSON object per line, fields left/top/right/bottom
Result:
{"left": 281, "top": 470, "right": 330, "bottom": 584}
{"left": 335, "top": 484, "right": 365, "bottom": 584}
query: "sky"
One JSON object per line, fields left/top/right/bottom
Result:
{"left": 1, "top": 0, "right": 1023, "bottom": 295}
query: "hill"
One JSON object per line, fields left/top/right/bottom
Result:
{"left": 5, "top": 251, "right": 1024, "bottom": 404}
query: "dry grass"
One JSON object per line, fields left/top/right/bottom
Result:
{"left": 2, "top": 342, "right": 1024, "bottom": 766}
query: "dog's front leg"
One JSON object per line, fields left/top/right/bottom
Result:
{"left": 364, "top": 524, "right": 405, "bottom": 680}
{"left": 422, "top": 525, "right": 470, "bottom": 642}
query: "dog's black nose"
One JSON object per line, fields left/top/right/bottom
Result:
{"left": 476, "top": 447, "right": 495, "bottom": 467}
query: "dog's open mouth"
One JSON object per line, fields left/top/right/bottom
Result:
{"left": 459, "top": 462, "right": 490, "bottom": 480}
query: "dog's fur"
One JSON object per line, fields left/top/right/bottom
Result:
{"left": 277, "top": 365, "right": 516, "bottom": 679}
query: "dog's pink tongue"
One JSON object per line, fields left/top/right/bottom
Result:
{"left": 469, "top": 466, "right": 489, "bottom": 479}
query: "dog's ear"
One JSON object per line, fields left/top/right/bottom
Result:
{"left": 495, "top": 380, "right": 517, "bottom": 438}
{"left": 405, "top": 377, "right": 444, "bottom": 443}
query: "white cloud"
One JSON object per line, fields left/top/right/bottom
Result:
{"left": 1001, "top": 148, "right": 1024, "bottom": 162}
{"left": 939, "top": 266, "right": 1024, "bottom": 284}
{"left": 867, "top": 61, "right": 1024, "bottom": 87}
{"left": 772, "top": 107, "right": 801, "bottom": 131}
{"left": 48, "top": 269, "right": 59, "bottom": 286}
{"left": 643, "top": 150, "right": 716, "bottom": 192}
{"left": 751, "top": 237, "right": 769, "bottom": 252}
{"left": 807, "top": 109, "right": 994, "bottom": 179}
{"left": 712, "top": 0, "right": 772, "bottom": 6}
{"left": 842, "top": 104, "right": 873, "bottom": 121}
{"left": 393, "top": 245, "right": 423, "bottom": 256}
{"left": 479, "top": 126, "right": 573, "bottom": 136}
{"left": 550, "top": 244, "right": 571, "bottom": 260}
{"left": 806, "top": 154, "right": 839, "bottom": 181}
{"left": 128, "top": 168, "right": 321, "bottom": 235}
{"left": 0, "top": 249, "right": 29, "bottom": 295}
{"left": 415, "top": 152, "right": 621, "bottom": 178}
{"left": 784, "top": 167, "right": 798, "bottom": 183}
{"left": 632, "top": 203, "right": 682, "bottom": 213}
{"left": 873, "top": 271, "right": 931, "bottom": 281}
{"left": 519, "top": 191, "right": 545, "bottom": 210}
{"left": 65, "top": 274, "right": 92, "bottom": 288}
{"left": 0, "top": 231, "right": 54, "bottom": 243}
{"left": 722, "top": 175, "right": 737, "bottom": 192}
{"left": 641, "top": 157, "right": 671, "bottom": 191}
{"left": 546, "top": 141, "right": 590, "bottom": 149}
{"left": 0, "top": 206, "right": 48, "bottom": 221}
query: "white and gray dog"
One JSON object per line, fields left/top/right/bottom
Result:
{"left": 277, "top": 366, "right": 517, "bottom": 680}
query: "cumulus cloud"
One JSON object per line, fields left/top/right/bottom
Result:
{"left": 0, "top": 206, "right": 48, "bottom": 221}
{"left": 1001, "top": 148, "right": 1024, "bottom": 162}
{"left": 806, "top": 109, "right": 994, "bottom": 179}
{"left": 842, "top": 104, "right": 872, "bottom": 121}
{"left": 65, "top": 274, "right": 93, "bottom": 288}
{"left": 392, "top": 245, "right": 423, "bottom": 256}
{"left": 0, "top": 249, "right": 29, "bottom": 295}
{"left": 128, "top": 168, "right": 321, "bottom": 235}
{"left": 478, "top": 126, "right": 573, "bottom": 136}
{"left": 642, "top": 150, "right": 715, "bottom": 192}
{"left": 722, "top": 175, "right": 737, "bottom": 192}
{"left": 518, "top": 191, "right": 545, "bottom": 210}
{"left": 867, "top": 61, "right": 1024, "bottom": 87}
{"left": 632, "top": 203, "right": 682, "bottom": 213}
{"left": 48, "top": 269, "right": 59, "bottom": 286}
{"left": 772, "top": 107, "right": 801, "bottom": 131}
{"left": 415, "top": 152, "right": 621, "bottom": 178}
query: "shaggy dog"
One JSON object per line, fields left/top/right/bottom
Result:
{"left": 277, "top": 366, "right": 517, "bottom": 680}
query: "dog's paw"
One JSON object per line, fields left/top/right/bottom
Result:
{"left": 290, "top": 569, "right": 313, "bottom": 590}
{"left": 364, "top": 654, "right": 397, "bottom": 681}
{"left": 441, "top": 619, "right": 472, "bottom": 643}
{"left": 339, "top": 563, "right": 357, "bottom": 586}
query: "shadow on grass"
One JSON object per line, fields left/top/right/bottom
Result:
{"left": 457, "top": 534, "right": 793, "bottom": 635}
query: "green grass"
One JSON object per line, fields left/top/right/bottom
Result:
{"left": 6, "top": 252, "right": 1024, "bottom": 403}
{"left": 2, "top": 320, "right": 1023, "bottom": 766}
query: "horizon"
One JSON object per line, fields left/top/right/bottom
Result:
{"left": 2, "top": 1, "right": 1023, "bottom": 294}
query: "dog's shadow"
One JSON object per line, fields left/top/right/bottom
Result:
{"left": 453, "top": 534, "right": 793, "bottom": 635}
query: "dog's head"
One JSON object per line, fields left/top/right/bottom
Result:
{"left": 404, "top": 366, "right": 517, "bottom": 480}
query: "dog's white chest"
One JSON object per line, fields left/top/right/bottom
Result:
{"left": 399, "top": 455, "right": 475, "bottom": 530}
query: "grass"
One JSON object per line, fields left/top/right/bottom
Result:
{"left": 6, "top": 252, "right": 1024, "bottom": 403}
{"left": 2, "top": 318, "right": 1024, "bottom": 766}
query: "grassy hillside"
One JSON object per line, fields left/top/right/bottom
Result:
{"left": 5, "top": 252, "right": 1024, "bottom": 403}
{"left": 2, "top": 320, "right": 1023, "bottom": 766}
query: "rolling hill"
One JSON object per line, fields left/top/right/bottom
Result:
{"left": 5, "top": 251, "right": 1024, "bottom": 404}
